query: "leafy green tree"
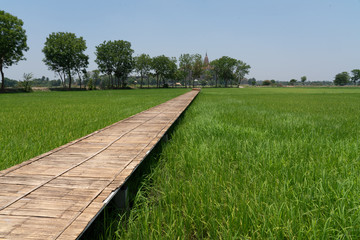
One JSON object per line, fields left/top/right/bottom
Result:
{"left": 210, "top": 59, "right": 220, "bottom": 87}
{"left": 334, "top": 72, "right": 350, "bottom": 86}
{"left": 179, "top": 54, "right": 193, "bottom": 88}
{"left": 164, "top": 57, "right": 177, "bottom": 87}
{"left": 95, "top": 40, "right": 134, "bottom": 88}
{"left": 0, "top": 10, "right": 29, "bottom": 90}
{"left": 235, "top": 60, "right": 251, "bottom": 86}
{"left": 204, "top": 70, "right": 214, "bottom": 86}
{"left": 95, "top": 41, "right": 115, "bottom": 87}
{"left": 351, "top": 69, "right": 360, "bottom": 85}
{"left": 214, "top": 56, "right": 238, "bottom": 87}
{"left": 263, "top": 80, "right": 271, "bottom": 86}
{"left": 248, "top": 78, "right": 256, "bottom": 86}
{"left": 43, "top": 32, "right": 88, "bottom": 89}
{"left": 301, "top": 76, "right": 307, "bottom": 84}
{"left": 290, "top": 79, "right": 297, "bottom": 85}
{"left": 191, "top": 54, "right": 203, "bottom": 87}
{"left": 151, "top": 55, "right": 176, "bottom": 88}
{"left": 113, "top": 41, "right": 134, "bottom": 88}
{"left": 134, "top": 54, "right": 152, "bottom": 88}
{"left": 174, "top": 69, "right": 187, "bottom": 87}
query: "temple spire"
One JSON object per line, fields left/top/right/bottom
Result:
{"left": 204, "top": 52, "right": 209, "bottom": 66}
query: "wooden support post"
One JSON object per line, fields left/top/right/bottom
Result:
{"left": 113, "top": 185, "right": 129, "bottom": 209}
{"left": 163, "top": 134, "right": 169, "bottom": 142}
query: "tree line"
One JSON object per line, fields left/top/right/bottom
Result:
{"left": 0, "top": 10, "right": 251, "bottom": 91}
{"left": 333, "top": 70, "right": 360, "bottom": 86}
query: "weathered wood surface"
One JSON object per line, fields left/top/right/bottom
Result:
{"left": 0, "top": 90, "right": 199, "bottom": 239}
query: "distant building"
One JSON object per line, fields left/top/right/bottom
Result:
{"left": 203, "top": 52, "right": 211, "bottom": 70}
{"left": 201, "top": 53, "right": 213, "bottom": 83}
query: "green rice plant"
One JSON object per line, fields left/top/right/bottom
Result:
{"left": 116, "top": 88, "right": 360, "bottom": 239}
{"left": 0, "top": 89, "right": 189, "bottom": 170}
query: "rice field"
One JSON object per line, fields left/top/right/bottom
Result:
{"left": 2, "top": 87, "right": 360, "bottom": 239}
{"left": 0, "top": 89, "right": 189, "bottom": 170}
{"left": 115, "top": 88, "right": 360, "bottom": 239}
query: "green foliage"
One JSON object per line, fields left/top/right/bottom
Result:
{"left": 3, "top": 77, "right": 18, "bottom": 87}
{"left": 351, "top": 69, "right": 360, "bottom": 84}
{"left": 301, "top": 75, "right": 307, "bottom": 84}
{"left": 18, "top": 72, "right": 33, "bottom": 92}
{"left": 235, "top": 60, "right": 251, "bottom": 85}
{"left": 179, "top": 54, "right": 193, "bottom": 87}
{"left": 191, "top": 53, "right": 203, "bottom": 87}
{"left": 262, "top": 80, "right": 271, "bottom": 85}
{"left": 290, "top": 78, "right": 297, "bottom": 85}
{"left": 0, "top": 10, "right": 29, "bottom": 90}
{"left": 334, "top": 71, "right": 350, "bottom": 86}
{"left": 134, "top": 54, "right": 152, "bottom": 88}
{"left": 95, "top": 40, "right": 134, "bottom": 88}
{"left": 248, "top": 77, "right": 256, "bottom": 85}
{"left": 211, "top": 56, "right": 250, "bottom": 87}
{"left": 116, "top": 88, "right": 360, "bottom": 239}
{"left": 0, "top": 89, "right": 189, "bottom": 170}
{"left": 42, "top": 32, "right": 89, "bottom": 89}
{"left": 151, "top": 55, "right": 177, "bottom": 88}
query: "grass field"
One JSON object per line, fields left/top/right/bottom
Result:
{"left": 114, "top": 88, "right": 360, "bottom": 239}
{"left": 0, "top": 89, "right": 189, "bottom": 170}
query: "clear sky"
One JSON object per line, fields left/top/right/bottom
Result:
{"left": 1, "top": 0, "right": 360, "bottom": 82}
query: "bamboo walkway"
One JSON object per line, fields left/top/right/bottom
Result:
{"left": 0, "top": 90, "right": 199, "bottom": 239}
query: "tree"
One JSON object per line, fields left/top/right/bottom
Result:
{"left": 191, "top": 54, "right": 203, "bottom": 87}
{"left": 301, "top": 76, "right": 307, "bottom": 84}
{"left": 174, "top": 69, "right": 187, "bottom": 87}
{"left": 151, "top": 55, "right": 176, "bottom": 88}
{"left": 0, "top": 10, "right": 29, "bottom": 90}
{"left": 134, "top": 54, "right": 152, "bottom": 88}
{"left": 214, "top": 56, "right": 238, "bottom": 87}
{"left": 19, "top": 72, "right": 33, "bottom": 92}
{"left": 289, "top": 79, "right": 297, "bottom": 85}
{"left": 95, "top": 40, "right": 134, "bottom": 88}
{"left": 235, "top": 60, "right": 251, "bottom": 86}
{"left": 179, "top": 54, "right": 193, "bottom": 88}
{"left": 334, "top": 72, "right": 350, "bottom": 86}
{"left": 95, "top": 41, "right": 114, "bottom": 87}
{"left": 210, "top": 59, "right": 220, "bottom": 87}
{"left": 351, "top": 69, "right": 360, "bottom": 85}
{"left": 164, "top": 57, "right": 177, "bottom": 87}
{"left": 248, "top": 78, "right": 256, "bottom": 86}
{"left": 43, "top": 32, "right": 88, "bottom": 89}
{"left": 262, "top": 80, "right": 271, "bottom": 86}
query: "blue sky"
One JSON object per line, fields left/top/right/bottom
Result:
{"left": 2, "top": 0, "right": 360, "bottom": 81}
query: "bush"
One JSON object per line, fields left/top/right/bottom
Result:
{"left": 262, "top": 80, "right": 271, "bottom": 86}
{"left": 334, "top": 72, "right": 350, "bottom": 86}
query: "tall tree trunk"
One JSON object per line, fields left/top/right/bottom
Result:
{"left": 140, "top": 74, "right": 143, "bottom": 88}
{"left": 63, "top": 71, "right": 67, "bottom": 88}
{"left": 156, "top": 75, "right": 159, "bottom": 88}
{"left": 0, "top": 63, "right": 5, "bottom": 91}
{"left": 68, "top": 70, "right": 72, "bottom": 89}
{"left": 147, "top": 75, "right": 150, "bottom": 88}
{"left": 77, "top": 71, "right": 82, "bottom": 89}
